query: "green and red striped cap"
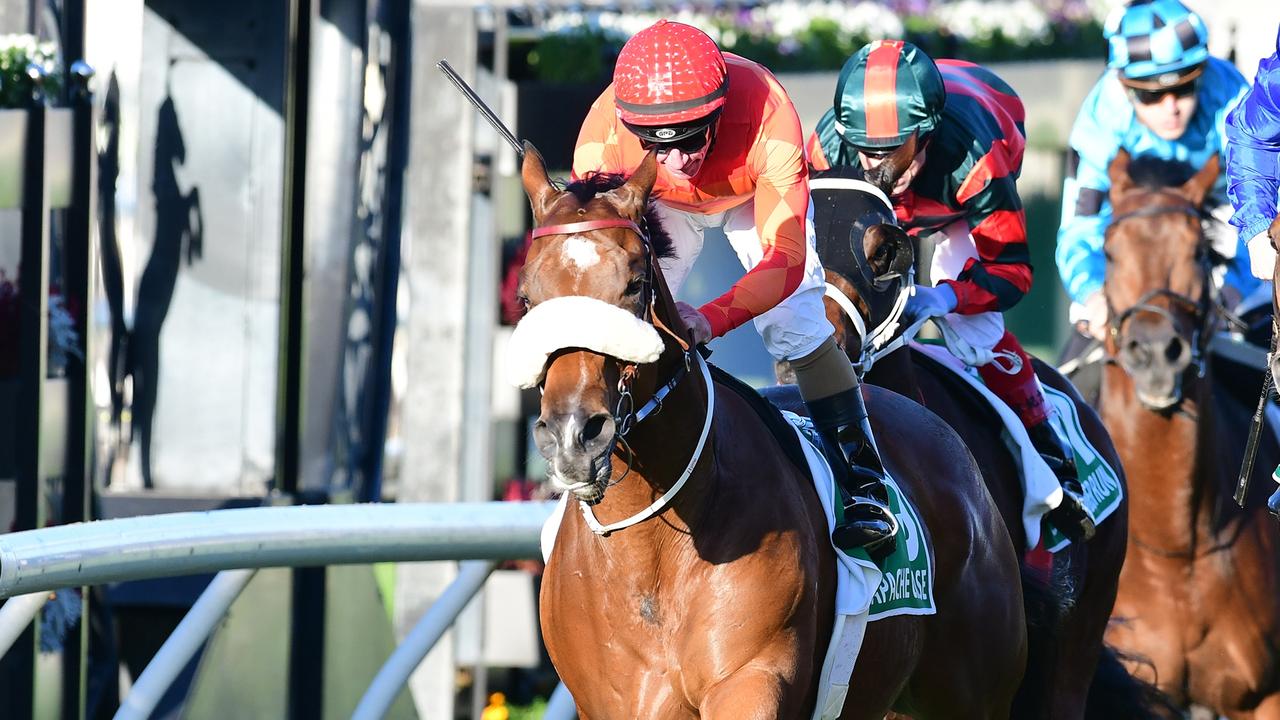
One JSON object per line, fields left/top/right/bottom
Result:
{"left": 833, "top": 40, "right": 946, "bottom": 151}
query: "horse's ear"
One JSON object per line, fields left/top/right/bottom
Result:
{"left": 521, "top": 141, "right": 559, "bottom": 222}
{"left": 604, "top": 151, "right": 658, "bottom": 219}
{"left": 863, "top": 224, "right": 914, "bottom": 280}
{"left": 863, "top": 131, "right": 919, "bottom": 197}
{"left": 1178, "top": 153, "right": 1219, "bottom": 208}
{"left": 1107, "top": 149, "right": 1134, "bottom": 203}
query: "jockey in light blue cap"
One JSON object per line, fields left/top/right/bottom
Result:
{"left": 1056, "top": 0, "right": 1260, "bottom": 345}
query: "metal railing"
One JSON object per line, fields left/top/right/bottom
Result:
{"left": 0, "top": 501, "right": 575, "bottom": 720}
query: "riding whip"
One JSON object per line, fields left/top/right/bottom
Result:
{"left": 1235, "top": 309, "right": 1279, "bottom": 507}
{"left": 436, "top": 59, "right": 525, "bottom": 158}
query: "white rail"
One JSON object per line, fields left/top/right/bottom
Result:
{"left": 0, "top": 592, "right": 49, "bottom": 657}
{"left": 0, "top": 501, "right": 556, "bottom": 598}
{"left": 0, "top": 501, "right": 574, "bottom": 719}
{"left": 353, "top": 560, "right": 496, "bottom": 720}
{"left": 113, "top": 569, "right": 257, "bottom": 720}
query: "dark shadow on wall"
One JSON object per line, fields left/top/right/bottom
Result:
{"left": 97, "top": 70, "right": 129, "bottom": 453}
{"left": 129, "top": 93, "right": 203, "bottom": 489}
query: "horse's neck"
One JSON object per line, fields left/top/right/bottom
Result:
{"left": 866, "top": 348, "right": 925, "bottom": 405}
{"left": 1102, "top": 364, "right": 1208, "bottom": 551}
{"left": 586, "top": 355, "right": 717, "bottom": 534}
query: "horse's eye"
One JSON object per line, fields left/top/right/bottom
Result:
{"left": 624, "top": 278, "right": 644, "bottom": 297}
{"left": 517, "top": 294, "right": 531, "bottom": 311}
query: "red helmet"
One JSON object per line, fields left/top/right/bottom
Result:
{"left": 613, "top": 20, "right": 728, "bottom": 138}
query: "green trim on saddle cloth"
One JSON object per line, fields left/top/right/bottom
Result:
{"left": 1039, "top": 385, "right": 1124, "bottom": 552}
{"left": 793, "top": 420, "right": 937, "bottom": 620}
{"left": 861, "top": 476, "right": 935, "bottom": 619}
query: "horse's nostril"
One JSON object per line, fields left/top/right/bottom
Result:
{"left": 580, "top": 413, "right": 615, "bottom": 448}
{"left": 1164, "top": 337, "right": 1184, "bottom": 364}
{"left": 533, "top": 419, "right": 556, "bottom": 454}
{"left": 1124, "top": 339, "right": 1148, "bottom": 365}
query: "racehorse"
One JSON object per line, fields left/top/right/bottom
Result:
{"left": 804, "top": 145, "right": 1131, "bottom": 719}
{"left": 513, "top": 143, "right": 1028, "bottom": 718}
{"left": 1096, "top": 150, "right": 1280, "bottom": 717}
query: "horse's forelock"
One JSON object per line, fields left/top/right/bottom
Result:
{"left": 562, "top": 172, "right": 675, "bottom": 261}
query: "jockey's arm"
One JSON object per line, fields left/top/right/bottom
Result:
{"left": 944, "top": 172, "right": 1032, "bottom": 315}
{"left": 698, "top": 105, "right": 811, "bottom": 338}
{"left": 805, "top": 130, "right": 832, "bottom": 172}
{"left": 1225, "top": 36, "right": 1280, "bottom": 267}
{"left": 1056, "top": 79, "right": 1124, "bottom": 307}
{"left": 571, "top": 88, "right": 624, "bottom": 180}
{"left": 1056, "top": 158, "right": 1110, "bottom": 307}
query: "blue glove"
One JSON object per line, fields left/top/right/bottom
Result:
{"left": 901, "top": 283, "right": 958, "bottom": 326}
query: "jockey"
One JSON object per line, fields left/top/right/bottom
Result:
{"left": 1224, "top": 26, "right": 1280, "bottom": 513}
{"left": 807, "top": 39, "right": 1096, "bottom": 541}
{"left": 1056, "top": 0, "right": 1258, "bottom": 346}
{"left": 573, "top": 20, "right": 898, "bottom": 557}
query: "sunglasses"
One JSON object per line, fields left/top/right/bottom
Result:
{"left": 638, "top": 127, "right": 712, "bottom": 155}
{"left": 1128, "top": 80, "right": 1198, "bottom": 105}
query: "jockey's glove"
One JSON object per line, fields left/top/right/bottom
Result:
{"left": 1248, "top": 229, "right": 1277, "bottom": 280}
{"left": 901, "top": 283, "right": 957, "bottom": 327}
{"left": 1078, "top": 291, "right": 1110, "bottom": 342}
{"left": 675, "top": 301, "right": 713, "bottom": 347}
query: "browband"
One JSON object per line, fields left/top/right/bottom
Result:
{"left": 530, "top": 219, "right": 644, "bottom": 240}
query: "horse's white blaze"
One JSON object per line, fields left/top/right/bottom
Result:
{"left": 561, "top": 236, "right": 601, "bottom": 269}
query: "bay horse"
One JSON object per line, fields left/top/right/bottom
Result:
{"left": 804, "top": 150, "right": 1131, "bottom": 719}
{"left": 1097, "top": 150, "right": 1280, "bottom": 717}
{"left": 513, "top": 143, "right": 1027, "bottom": 718}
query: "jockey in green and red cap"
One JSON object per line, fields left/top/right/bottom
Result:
{"left": 808, "top": 39, "right": 1095, "bottom": 542}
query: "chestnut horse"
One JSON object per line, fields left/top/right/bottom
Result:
{"left": 513, "top": 143, "right": 1026, "bottom": 718}
{"left": 1097, "top": 151, "right": 1280, "bottom": 717}
{"left": 804, "top": 154, "right": 1131, "bottom": 719}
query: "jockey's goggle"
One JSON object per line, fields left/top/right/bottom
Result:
{"left": 1127, "top": 77, "right": 1199, "bottom": 105}
{"left": 626, "top": 111, "right": 720, "bottom": 155}
{"left": 851, "top": 131, "right": 931, "bottom": 160}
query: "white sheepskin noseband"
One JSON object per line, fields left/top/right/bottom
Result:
{"left": 506, "top": 295, "right": 665, "bottom": 388}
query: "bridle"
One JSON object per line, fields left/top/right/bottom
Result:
{"left": 1103, "top": 198, "right": 1218, "bottom": 400}
{"left": 529, "top": 216, "right": 713, "bottom": 535}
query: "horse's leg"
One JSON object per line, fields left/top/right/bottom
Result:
{"left": 698, "top": 665, "right": 796, "bottom": 720}
{"left": 904, "top": 575, "right": 1025, "bottom": 720}
{"left": 1045, "top": 538, "right": 1122, "bottom": 719}
{"left": 838, "top": 617, "right": 919, "bottom": 720}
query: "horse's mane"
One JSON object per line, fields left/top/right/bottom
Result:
{"left": 562, "top": 172, "right": 675, "bottom": 260}
{"left": 1124, "top": 155, "right": 1197, "bottom": 191}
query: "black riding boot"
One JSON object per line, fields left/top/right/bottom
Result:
{"left": 807, "top": 387, "right": 898, "bottom": 561}
{"left": 1026, "top": 420, "right": 1097, "bottom": 542}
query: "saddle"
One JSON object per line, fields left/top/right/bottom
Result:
{"left": 706, "top": 362, "right": 811, "bottom": 475}
{"left": 910, "top": 345, "right": 1004, "bottom": 427}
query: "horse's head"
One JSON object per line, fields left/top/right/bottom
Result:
{"left": 1103, "top": 149, "right": 1219, "bottom": 411}
{"left": 811, "top": 159, "right": 915, "bottom": 366}
{"left": 508, "top": 143, "right": 682, "bottom": 502}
